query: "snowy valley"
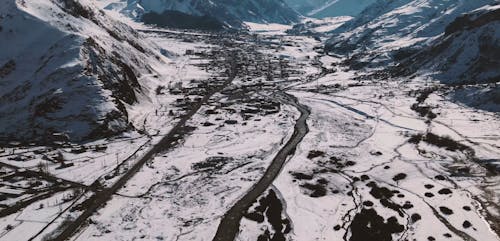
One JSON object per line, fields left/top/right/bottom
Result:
{"left": 0, "top": 0, "right": 499, "bottom": 241}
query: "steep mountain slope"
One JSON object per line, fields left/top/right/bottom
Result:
{"left": 401, "top": 5, "right": 500, "bottom": 85}
{"left": 286, "top": 16, "right": 353, "bottom": 36}
{"left": 0, "top": 0, "right": 167, "bottom": 142}
{"left": 326, "top": 0, "right": 498, "bottom": 66}
{"left": 285, "top": 0, "right": 376, "bottom": 18}
{"left": 142, "top": 10, "right": 225, "bottom": 30}
{"left": 310, "top": 0, "right": 377, "bottom": 18}
{"left": 284, "top": 0, "right": 329, "bottom": 15}
{"left": 118, "top": 0, "right": 300, "bottom": 28}
{"left": 395, "top": 4, "right": 500, "bottom": 111}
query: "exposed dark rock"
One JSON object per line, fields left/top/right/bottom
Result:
{"left": 0, "top": 60, "right": 16, "bottom": 78}
{"left": 445, "top": 7, "right": 500, "bottom": 35}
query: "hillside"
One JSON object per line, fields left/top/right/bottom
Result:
{"left": 394, "top": 4, "right": 500, "bottom": 111}
{"left": 310, "top": 0, "right": 377, "bottom": 18}
{"left": 142, "top": 10, "right": 225, "bottom": 30}
{"left": 108, "top": 0, "right": 300, "bottom": 29}
{"left": 0, "top": 0, "right": 168, "bottom": 143}
{"left": 326, "top": 0, "right": 498, "bottom": 66}
{"left": 284, "top": 0, "right": 329, "bottom": 15}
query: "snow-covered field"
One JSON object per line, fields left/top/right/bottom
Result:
{"left": 271, "top": 89, "right": 500, "bottom": 241}
{"left": 74, "top": 94, "right": 299, "bottom": 240}
{"left": 234, "top": 33, "right": 500, "bottom": 241}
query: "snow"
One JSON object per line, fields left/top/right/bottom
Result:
{"left": 0, "top": 1, "right": 236, "bottom": 239}
{"left": 327, "top": 0, "right": 498, "bottom": 60}
{"left": 243, "top": 31, "right": 500, "bottom": 241}
{"left": 322, "top": 0, "right": 500, "bottom": 111}
{"left": 73, "top": 93, "right": 300, "bottom": 241}
{"left": 0, "top": 0, "right": 176, "bottom": 141}
{"left": 1, "top": 1, "right": 499, "bottom": 241}
{"left": 273, "top": 84, "right": 500, "bottom": 241}
{"left": 309, "top": 0, "right": 378, "bottom": 18}
{"left": 285, "top": 0, "right": 376, "bottom": 18}
{"left": 310, "top": 16, "right": 353, "bottom": 32}
{"left": 244, "top": 22, "right": 292, "bottom": 35}
{"left": 100, "top": 0, "right": 300, "bottom": 28}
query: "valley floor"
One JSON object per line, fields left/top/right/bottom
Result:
{"left": 0, "top": 26, "right": 499, "bottom": 241}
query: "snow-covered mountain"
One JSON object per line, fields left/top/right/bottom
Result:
{"left": 394, "top": 4, "right": 500, "bottom": 111}
{"left": 322, "top": 0, "right": 499, "bottom": 111}
{"left": 399, "top": 4, "right": 500, "bottom": 85}
{"left": 286, "top": 16, "right": 353, "bottom": 36}
{"left": 114, "top": 0, "right": 300, "bottom": 28}
{"left": 284, "top": 0, "right": 329, "bottom": 15}
{"left": 310, "top": 0, "right": 377, "bottom": 18}
{"left": 285, "top": 0, "right": 376, "bottom": 18}
{"left": 326, "top": 0, "right": 499, "bottom": 65}
{"left": 0, "top": 0, "right": 167, "bottom": 142}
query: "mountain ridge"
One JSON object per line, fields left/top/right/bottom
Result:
{"left": 0, "top": 0, "right": 168, "bottom": 142}
{"left": 114, "top": 0, "right": 300, "bottom": 29}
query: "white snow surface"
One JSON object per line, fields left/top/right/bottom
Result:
{"left": 0, "top": 2, "right": 499, "bottom": 241}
